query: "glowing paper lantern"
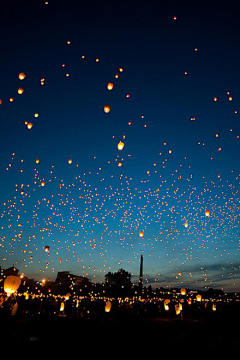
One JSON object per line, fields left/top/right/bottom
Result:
{"left": 18, "top": 72, "right": 26, "bottom": 80}
{"left": 44, "top": 246, "right": 50, "bottom": 252}
{"left": 205, "top": 210, "right": 210, "bottom": 217}
{"left": 68, "top": 159, "right": 72, "bottom": 164}
{"left": 18, "top": 87, "right": 24, "bottom": 94}
{"left": 105, "top": 301, "right": 111, "bottom": 312}
{"left": 139, "top": 230, "right": 144, "bottom": 237}
{"left": 118, "top": 161, "right": 123, "bottom": 167}
{"left": 117, "top": 141, "right": 124, "bottom": 150}
{"left": 164, "top": 299, "right": 170, "bottom": 311}
{"left": 184, "top": 222, "right": 188, "bottom": 228}
{"left": 65, "top": 293, "right": 71, "bottom": 300}
{"left": 107, "top": 83, "right": 114, "bottom": 90}
{"left": 4, "top": 275, "right": 21, "bottom": 295}
{"left": 181, "top": 288, "right": 186, "bottom": 296}
{"left": 196, "top": 294, "right": 202, "bottom": 302}
{"left": 27, "top": 123, "right": 33, "bottom": 129}
{"left": 104, "top": 104, "right": 111, "bottom": 113}
{"left": 36, "top": 159, "right": 40, "bottom": 164}
{"left": 41, "top": 181, "right": 45, "bottom": 187}
{"left": 214, "top": 97, "right": 217, "bottom": 101}
{"left": 34, "top": 112, "right": 39, "bottom": 118}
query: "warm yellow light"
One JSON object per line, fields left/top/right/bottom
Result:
{"left": 205, "top": 209, "right": 210, "bottom": 217}
{"left": 139, "top": 230, "right": 144, "bottom": 237}
{"left": 19, "top": 72, "right": 26, "bottom": 80}
{"left": 105, "top": 301, "right": 111, "bottom": 312}
{"left": 27, "top": 122, "right": 33, "bottom": 129}
{"left": 68, "top": 159, "right": 72, "bottom": 164}
{"left": 181, "top": 288, "right": 186, "bottom": 296}
{"left": 107, "top": 83, "right": 114, "bottom": 90}
{"left": 196, "top": 294, "right": 202, "bottom": 302}
{"left": 18, "top": 87, "right": 24, "bottom": 94}
{"left": 117, "top": 141, "right": 124, "bottom": 150}
{"left": 104, "top": 104, "right": 111, "bottom": 113}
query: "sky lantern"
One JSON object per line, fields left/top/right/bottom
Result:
{"left": 104, "top": 104, "right": 111, "bottom": 113}
{"left": 214, "top": 97, "right": 217, "bottom": 101}
{"left": 44, "top": 245, "right": 50, "bottom": 252}
{"left": 107, "top": 83, "right": 114, "bottom": 90}
{"left": 181, "top": 288, "right": 186, "bottom": 296}
{"left": 18, "top": 72, "right": 26, "bottom": 80}
{"left": 0, "top": 99, "right": 2, "bottom": 105}
{"left": 9, "top": 97, "right": 14, "bottom": 102}
{"left": 20, "top": 190, "right": 24, "bottom": 195}
{"left": 164, "top": 299, "right": 170, "bottom": 311}
{"left": 118, "top": 161, "right": 123, "bottom": 167}
{"left": 229, "top": 96, "right": 233, "bottom": 101}
{"left": 27, "top": 122, "right": 33, "bottom": 129}
{"left": 36, "top": 159, "right": 40, "bottom": 164}
{"left": 41, "top": 181, "right": 45, "bottom": 187}
{"left": 119, "top": 67, "right": 123, "bottom": 72}
{"left": 117, "top": 141, "right": 124, "bottom": 150}
{"left": 105, "top": 301, "right": 111, "bottom": 312}
{"left": 139, "top": 230, "right": 144, "bottom": 237}
{"left": 34, "top": 112, "right": 39, "bottom": 118}
{"left": 18, "top": 87, "right": 24, "bottom": 94}
{"left": 196, "top": 294, "right": 202, "bottom": 302}
{"left": 205, "top": 209, "right": 210, "bottom": 217}
{"left": 68, "top": 159, "right": 73, "bottom": 164}
{"left": 4, "top": 275, "right": 21, "bottom": 295}
{"left": 184, "top": 222, "right": 188, "bottom": 228}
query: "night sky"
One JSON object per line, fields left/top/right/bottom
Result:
{"left": 1, "top": 0, "right": 240, "bottom": 292}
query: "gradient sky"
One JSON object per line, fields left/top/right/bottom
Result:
{"left": 1, "top": 0, "right": 240, "bottom": 292}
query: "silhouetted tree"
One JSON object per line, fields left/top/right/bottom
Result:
{"left": 105, "top": 269, "right": 132, "bottom": 298}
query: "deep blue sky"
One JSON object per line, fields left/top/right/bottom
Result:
{"left": 1, "top": 0, "right": 240, "bottom": 292}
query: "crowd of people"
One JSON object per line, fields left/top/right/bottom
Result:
{"left": 0, "top": 291, "right": 229, "bottom": 322}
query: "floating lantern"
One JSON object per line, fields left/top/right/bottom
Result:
{"left": 18, "top": 87, "right": 24, "bottom": 94}
{"left": 27, "top": 123, "right": 33, "bottom": 129}
{"left": 184, "top": 222, "right": 188, "bottom": 228}
{"left": 44, "top": 246, "right": 49, "bottom": 252}
{"left": 18, "top": 72, "right": 26, "bottom": 80}
{"left": 139, "top": 230, "right": 144, "bottom": 237}
{"left": 105, "top": 301, "right": 111, "bottom": 312}
{"left": 68, "top": 159, "right": 72, "bottom": 164}
{"left": 117, "top": 141, "right": 124, "bottom": 150}
{"left": 36, "top": 159, "right": 40, "bottom": 164}
{"left": 205, "top": 209, "right": 210, "bottom": 217}
{"left": 34, "top": 112, "right": 39, "bottom": 118}
{"left": 164, "top": 299, "right": 170, "bottom": 311}
{"left": 41, "top": 181, "right": 45, "bottom": 187}
{"left": 104, "top": 104, "right": 111, "bottom": 113}
{"left": 214, "top": 97, "right": 217, "bottom": 101}
{"left": 107, "top": 83, "right": 114, "bottom": 90}
{"left": 196, "top": 294, "right": 202, "bottom": 302}
{"left": 4, "top": 275, "right": 21, "bottom": 295}
{"left": 118, "top": 161, "right": 123, "bottom": 167}
{"left": 181, "top": 288, "right": 186, "bottom": 296}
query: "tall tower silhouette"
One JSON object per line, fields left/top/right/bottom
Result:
{"left": 139, "top": 255, "right": 143, "bottom": 294}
